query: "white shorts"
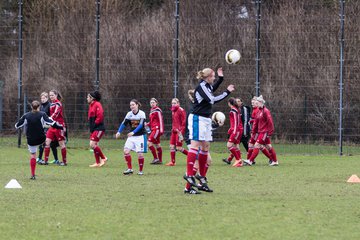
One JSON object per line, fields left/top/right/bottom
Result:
{"left": 28, "top": 145, "right": 40, "bottom": 154}
{"left": 188, "top": 114, "right": 213, "bottom": 142}
{"left": 124, "top": 135, "right": 148, "bottom": 153}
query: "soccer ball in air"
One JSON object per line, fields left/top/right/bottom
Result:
{"left": 225, "top": 49, "right": 241, "bottom": 64}
{"left": 212, "top": 111, "right": 226, "bottom": 126}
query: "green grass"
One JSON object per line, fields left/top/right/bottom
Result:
{"left": 1, "top": 140, "right": 360, "bottom": 240}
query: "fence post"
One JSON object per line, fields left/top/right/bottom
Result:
{"left": 339, "top": 0, "right": 345, "bottom": 156}
{"left": 173, "top": 0, "right": 180, "bottom": 98}
{"left": 17, "top": 0, "right": 23, "bottom": 148}
{"left": 255, "top": 0, "right": 261, "bottom": 97}
{"left": 95, "top": 0, "right": 100, "bottom": 91}
{"left": 0, "top": 81, "right": 3, "bottom": 131}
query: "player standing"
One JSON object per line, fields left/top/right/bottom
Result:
{"left": 15, "top": 101, "right": 63, "bottom": 179}
{"left": 87, "top": 91, "right": 107, "bottom": 167}
{"left": 184, "top": 67, "right": 234, "bottom": 194}
{"left": 147, "top": 98, "right": 164, "bottom": 165}
{"left": 165, "top": 98, "right": 187, "bottom": 166}
{"left": 244, "top": 95, "right": 278, "bottom": 166}
{"left": 116, "top": 99, "right": 147, "bottom": 175}
{"left": 43, "top": 90, "right": 68, "bottom": 166}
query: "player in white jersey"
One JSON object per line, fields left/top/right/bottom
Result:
{"left": 116, "top": 99, "right": 147, "bottom": 175}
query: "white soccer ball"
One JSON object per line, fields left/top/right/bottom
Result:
{"left": 212, "top": 111, "right": 226, "bottom": 126}
{"left": 225, "top": 49, "right": 241, "bottom": 64}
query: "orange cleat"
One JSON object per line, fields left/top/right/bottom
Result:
{"left": 165, "top": 161, "right": 176, "bottom": 166}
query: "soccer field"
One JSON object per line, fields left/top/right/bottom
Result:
{"left": 1, "top": 140, "right": 360, "bottom": 240}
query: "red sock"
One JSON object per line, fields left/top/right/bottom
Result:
{"left": 125, "top": 153, "right": 132, "bottom": 169}
{"left": 149, "top": 146, "right": 158, "bottom": 159}
{"left": 186, "top": 148, "right": 198, "bottom": 176}
{"left": 269, "top": 148, "right": 277, "bottom": 161}
{"left": 138, "top": 157, "right": 144, "bottom": 171}
{"left": 30, "top": 158, "right": 36, "bottom": 176}
{"left": 227, "top": 153, "right": 234, "bottom": 162}
{"left": 261, "top": 148, "right": 272, "bottom": 160}
{"left": 198, "top": 150, "right": 208, "bottom": 177}
{"left": 94, "top": 146, "right": 105, "bottom": 159}
{"left": 236, "top": 148, "right": 242, "bottom": 160}
{"left": 204, "top": 163, "right": 209, "bottom": 176}
{"left": 61, "top": 148, "right": 67, "bottom": 164}
{"left": 44, "top": 147, "right": 50, "bottom": 162}
{"left": 170, "top": 149, "right": 176, "bottom": 163}
{"left": 249, "top": 148, "right": 260, "bottom": 162}
{"left": 247, "top": 147, "right": 253, "bottom": 159}
{"left": 181, "top": 149, "right": 188, "bottom": 156}
{"left": 157, "top": 147, "right": 162, "bottom": 162}
{"left": 185, "top": 182, "right": 191, "bottom": 190}
{"left": 229, "top": 147, "right": 239, "bottom": 160}
{"left": 93, "top": 151, "right": 100, "bottom": 164}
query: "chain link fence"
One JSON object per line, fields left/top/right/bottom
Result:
{"left": 0, "top": 0, "right": 359, "bottom": 155}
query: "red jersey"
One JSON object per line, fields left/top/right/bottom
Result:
{"left": 250, "top": 107, "right": 259, "bottom": 134}
{"left": 88, "top": 100, "right": 105, "bottom": 133}
{"left": 50, "top": 99, "right": 64, "bottom": 124}
{"left": 252, "top": 106, "right": 274, "bottom": 135}
{"left": 171, "top": 106, "right": 186, "bottom": 134}
{"left": 149, "top": 106, "right": 164, "bottom": 134}
{"left": 228, "top": 106, "right": 242, "bottom": 135}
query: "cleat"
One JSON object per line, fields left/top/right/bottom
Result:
{"left": 183, "top": 174, "right": 197, "bottom": 187}
{"left": 232, "top": 160, "right": 243, "bottom": 167}
{"left": 38, "top": 160, "right": 48, "bottom": 165}
{"left": 184, "top": 187, "right": 201, "bottom": 194}
{"left": 222, "top": 158, "right": 231, "bottom": 165}
{"left": 36, "top": 158, "right": 42, "bottom": 163}
{"left": 89, "top": 163, "right": 100, "bottom": 168}
{"left": 58, "top": 162, "right": 67, "bottom": 166}
{"left": 165, "top": 161, "right": 176, "bottom": 166}
{"left": 30, "top": 175, "right": 36, "bottom": 180}
{"left": 150, "top": 159, "right": 162, "bottom": 165}
{"left": 268, "top": 159, "right": 272, "bottom": 164}
{"left": 137, "top": 171, "right": 144, "bottom": 175}
{"left": 269, "top": 161, "right": 279, "bottom": 166}
{"left": 50, "top": 159, "right": 59, "bottom": 164}
{"left": 243, "top": 159, "right": 252, "bottom": 166}
{"left": 123, "top": 169, "right": 134, "bottom": 175}
{"left": 197, "top": 183, "right": 213, "bottom": 192}
{"left": 195, "top": 174, "right": 207, "bottom": 184}
{"left": 252, "top": 161, "right": 256, "bottom": 165}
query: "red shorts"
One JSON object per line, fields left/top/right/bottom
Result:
{"left": 249, "top": 133, "right": 258, "bottom": 144}
{"left": 228, "top": 130, "right": 242, "bottom": 144}
{"left": 148, "top": 129, "right": 162, "bottom": 144}
{"left": 170, "top": 132, "right": 183, "bottom": 147}
{"left": 256, "top": 132, "right": 271, "bottom": 145}
{"left": 46, "top": 127, "right": 66, "bottom": 142}
{"left": 90, "top": 130, "right": 105, "bottom": 142}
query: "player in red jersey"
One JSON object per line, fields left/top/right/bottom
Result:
{"left": 165, "top": 98, "right": 188, "bottom": 166}
{"left": 43, "top": 90, "right": 68, "bottom": 166}
{"left": 244, "top": 95, "right": 278, "bottom": 166}
{"left": 223, "top": 97, "right": 243, "bottom": 167}
{"left": 246, "top": 96, "right": 259, "bottom": 162}
{"left": 87, "top": 91, "right": 107, "bottom": 168}
{"left": 147, "top": 98, "right": 164, "bottom": 164}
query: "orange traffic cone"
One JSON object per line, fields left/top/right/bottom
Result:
{"left": 347, "top": 174, "right": 360, "bottom": 183}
